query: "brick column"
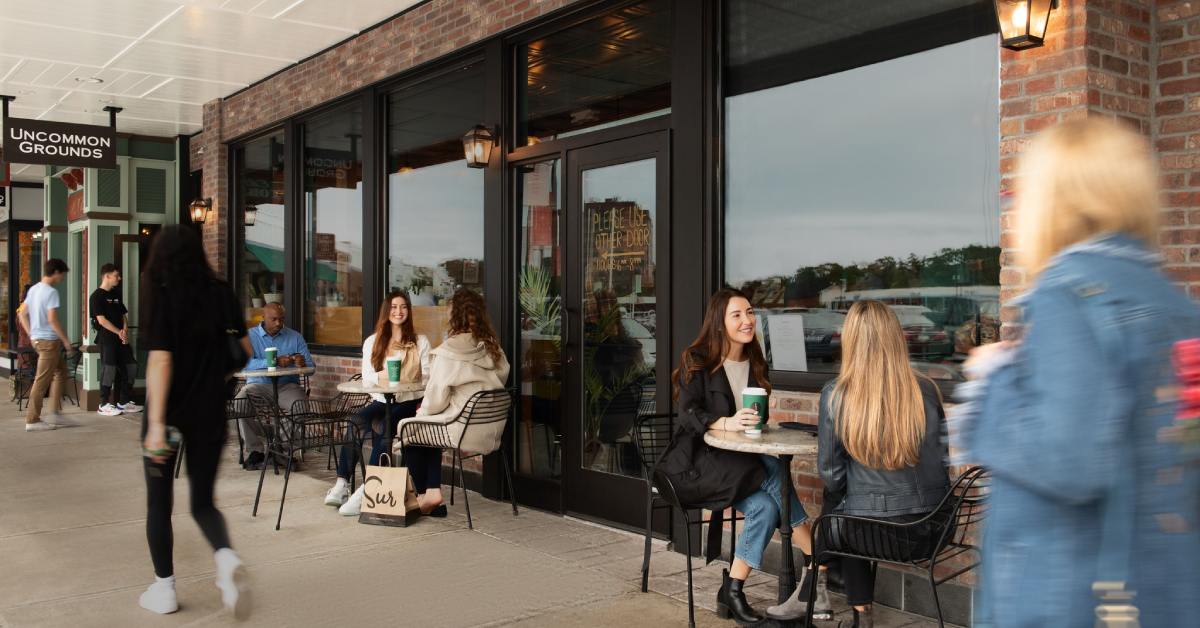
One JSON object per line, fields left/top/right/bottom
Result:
{"left": 198, "top": 99, "right": 228, "bottom": 277}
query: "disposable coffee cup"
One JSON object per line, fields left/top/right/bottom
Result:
{"left": 386, "top": 357, "right": 402, "bottom": 384}
{"left": 264, "top": 347, "right": 278, "bottom": 370}
{"left": 742, "top": 387, "right": 769, "bottom": 437}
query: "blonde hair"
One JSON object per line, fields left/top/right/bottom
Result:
{"left": 1015, "top": 118, "right": 1160, "bottom": 278}
{"left": 830, "top": 301, "right": 928, "bottom": 470}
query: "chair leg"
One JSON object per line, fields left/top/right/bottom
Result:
{"left": 459, "top": 452, "right": 472, "bottom": 530}
{"left": 235, "top": 420, "right": 245, "bottom": 467}
{"left": 641, "top": 492, "right": 654, "bottom": 593}
{"left": 729, "top": 510, "right": 737, "bottom": 560}
{"left": 927, "top": 567, "right": 945, "bottom": 628}
{"left": 252, "top": 453, "right": 269, "bottom": 517}
{"left": 449, "top": 449, "right": 457, "bottom": 506}
{"left": 173, "top": 441, "right": 186, "bottom": 479}
{"left": 682, "top": 510, "right": 696, "bottom": 628}
{"left": 275, "top": 449, "right": 295, "bottom": 530}
{"left": 501, "top": 450, "right": 518, "bottom": 516}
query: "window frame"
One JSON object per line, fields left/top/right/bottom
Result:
{"left": 717, "top": 0, "right": 998, "bottom": 396}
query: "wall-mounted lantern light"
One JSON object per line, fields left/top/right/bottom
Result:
{"left": 462, "top": 125, "right": 496, "bottom": 168}
{"left": 995, "top": 0, "right": 1057, "bottom": 50}
{"left": 189, "top": 197, "right": 211, "bottom": 224}
{"left": 244, "top": 204, "right": 258, "bottom": 226}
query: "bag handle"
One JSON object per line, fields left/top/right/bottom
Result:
{"left": 378, "top": 452, "right": 392, "bottom": 467}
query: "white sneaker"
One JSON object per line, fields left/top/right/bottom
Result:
{"left": 339, "top": 486, "right": 364, "bottom": 516}
{"left": 98, "top": 403, "right": 123, "bottom": 417}
{"left": 46, "top": 413, "right": 80, "bottom": 427}
{"left": 214, "top": 548, "right": 251, "bottom": 620}
{"left": 325, "top": 483, "right": 350, "bottom": 507}
{"left": 25, "top": 421, "right": 57, "bottom": 432}
{"left": 118, "top": 402, "right": 143, "bottom": 413}
{"left": 138, "top": 577, "right": 178, "bottom": 615}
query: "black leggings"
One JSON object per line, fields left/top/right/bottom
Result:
{"left": 142, "top": 419, "right": 231, "bottom": 578}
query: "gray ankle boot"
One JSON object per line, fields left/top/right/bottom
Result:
{"left": 765, "top": 568, "right": 833, "bottom": 620}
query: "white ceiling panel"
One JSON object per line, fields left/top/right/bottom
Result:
{"left": 0, "top": 21, "right": 132, "bottom": 66}
{"left": 0, "top": 0, "right": 182, "bottom": 39}
{"left": 151, "top": 6, "right": 347, "bottom": 60}
{"left": 276, "top": 0, "right": 419, "bottom": 31}
{"left": 0, "top": 1, "right": 421, "bottom": 147}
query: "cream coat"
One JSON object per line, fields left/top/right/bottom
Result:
{"left": 397, "top": 333, "right": 510, "bottom": 454}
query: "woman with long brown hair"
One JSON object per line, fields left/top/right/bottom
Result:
{"left": 326, "top": 291, "right": 431, "bottom": 515}
{"left": 658, "top": 287, "right": 816, "bottom": 625}
{"left": 800, "top": 300, "right": 949, "bottom": 628}
{"left": 396, "top": 288, "right": 509, "bottom": 515}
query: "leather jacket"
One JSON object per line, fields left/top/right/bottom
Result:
{"left": 818, "top": 377, "right": 949, "bottom": 517}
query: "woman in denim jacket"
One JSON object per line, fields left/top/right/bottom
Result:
{"left": 959, "top": 119, "right": 1200, "bottom": 627}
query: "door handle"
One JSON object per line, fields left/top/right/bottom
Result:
{"left": 563, "top": 313, "right": 574, "bottom": 365}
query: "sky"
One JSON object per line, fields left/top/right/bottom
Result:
{"left": 724, "top": 34, "right": 1000, "bottom": 284}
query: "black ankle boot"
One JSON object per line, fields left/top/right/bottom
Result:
{"left": 852, "top": 606, "right": 874, "bottom": 628}
{"left": 716, "top": 569, "right": 763, "bottom": 625}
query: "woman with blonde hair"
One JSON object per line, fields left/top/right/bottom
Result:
{"left": 786, "top": 300, "right": 949, "bottom": 628}
{"left": 960, "top": 118, "right": 1200, "bottom": 627}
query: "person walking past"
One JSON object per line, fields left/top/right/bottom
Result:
{"left": 19, "top": 259, "right": 79, "bottom": 431}
{"left": 90, "top": 263, "right": 141, "bottom": 416}
{"left": 138, "top": 225, "right": 251, "bottom": 618}
{"left": 236, "top": 303, "right": 314, "bottom": 469}
{"left": 958, "top": 119, "right": 1200, "bottom": 627}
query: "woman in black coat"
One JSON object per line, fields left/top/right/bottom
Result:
{"left": 660, "top": 288, "right": 815, "bottom": 625}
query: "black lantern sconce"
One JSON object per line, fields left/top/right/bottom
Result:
{"left": 462, "top": 125, "right": 496, "bottom": 168}
{"left": 244, "top": 204, "right": 258, "bottom": 226}
{"left": 189, "top": 197, "right": 211, "bottom": 224}
{"left": 995, "top": 0, "right": 1057, "bottom": 50}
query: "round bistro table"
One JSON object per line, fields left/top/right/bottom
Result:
{"left": 336, "top": 379, "right": 426, "bottom": 466}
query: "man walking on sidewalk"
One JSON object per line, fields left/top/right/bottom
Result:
{"left": 90, "top": 263, "right": 142, "bottom": 416}
{"left": 19, "top": 259, "right": 80, "bottom": 431}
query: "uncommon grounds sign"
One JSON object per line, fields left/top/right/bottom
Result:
{"left": 1, "top": 96, "right": 119, "bottom": 169}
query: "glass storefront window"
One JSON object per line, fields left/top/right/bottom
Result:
{"left": 387, "top": 63, "right": 485, "bottom": 344}
{"left": 515, "top": 0, "right": 671, "bottom": 146}
{"left": 235, "top": 131, "right": 285, "bottom": 330}
{"left": 724, "top": 23, "right": 1000, "bottom": 382}
{"left": 303, "top": 104, "right": 364, "bottom": 346}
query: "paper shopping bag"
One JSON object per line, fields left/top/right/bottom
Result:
{"left": 358, "top": 454, "right": 421, "bottom": 527}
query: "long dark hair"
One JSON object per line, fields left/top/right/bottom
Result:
{"left": 370, "top": 290, "right": 417, "bottom": 372}
{"left": 672, "top": 287, "right": 770, "bottom": 400}
{"left": 140, "top": 225, "right": 221, "bottom": 340}
{"left": 447, "top": 288, "right": 502, "bottom": 363}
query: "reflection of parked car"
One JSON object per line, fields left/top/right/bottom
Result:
{"left": 631, "top": 311, "right": 656, "bottom": 334}
{"left": 620, "top": 317, "right": 657, "bottom": 367}
{"left": 889, "top": 305, "right": 953, "bottom": 361}
{"left": 770, "top": 308, "right": 845, "bottom": 362}
{"left": 911, "top": 361, "right": 965, "bottom": 382}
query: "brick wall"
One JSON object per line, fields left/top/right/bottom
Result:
{"left": 1156, "top": 1, "right": 1200, "bottom": 294}
{"left": 194, "top": 0, "right": 584, "bottom": 274}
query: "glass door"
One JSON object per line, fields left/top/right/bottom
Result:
{"left": 563, "top": 132, "right": 669, "bottom": 528}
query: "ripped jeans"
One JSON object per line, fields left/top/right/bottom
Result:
{"left": 732, "top": 455, "right": 808, "bottom": 570}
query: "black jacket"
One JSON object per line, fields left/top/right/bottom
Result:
{"left": 659, "top": 360, "right": 768, "bottom": 562}
{"left": 818, "top": 377, "right": 950, "bottom": 517}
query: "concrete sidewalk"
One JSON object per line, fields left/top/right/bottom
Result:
{"left": 0, "top": 401, "right": 948, "bottom": 627}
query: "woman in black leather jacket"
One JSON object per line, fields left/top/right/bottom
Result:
{"left": 798, "top": 299, "right": 950, "bottom": 628}
{"left": 661, "top": 288, "right": 815, "bottom": 625}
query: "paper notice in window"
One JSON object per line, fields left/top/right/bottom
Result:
{"left": 765, "top": 314, "right": 808, "bottom": 372}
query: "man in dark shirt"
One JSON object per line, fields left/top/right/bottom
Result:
{"left": 90, "top": 264, "right": 140, "bottom": 416}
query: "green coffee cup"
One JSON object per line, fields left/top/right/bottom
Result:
{"left": 742, "top": 387, "right": 769, "bottom": 436}
{"left": 264, "top": 347, "right": 278, "bottom": 369}
{"left": 386, "top": 357, "right": 402, "bottom": 384}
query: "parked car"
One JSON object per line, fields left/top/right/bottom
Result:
{"left": 889, "top": 305, "right": 954, "bottom": 361}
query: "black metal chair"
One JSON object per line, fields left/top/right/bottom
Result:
{"left": 247, "top": 393, "right": 344, "bottom": 530}
{"left": 803, "top": 466, "right": 990, "bottom": 628}
{"left": 12, "top": 347, "right": 37, "bottom": 411}
{"left": 61, "top": 343, "right": 82, "bottom": 407}
{"left": 397, "top": 388, "right": 518, "bottom": 530}
{"left": 633, "top": 412, "right": 742, "bottom": 628}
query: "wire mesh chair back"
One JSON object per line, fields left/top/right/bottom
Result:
{"left": 338, "top": 391, "right": 371, "bottom": 414}
{"left": 597, "top": 380, "right": 643, "bottom": 444}
{"left": 633, "top": 412, "right": 676, "bottom": 482}
{"left": 814, "top": 466, "right": 990, "bottom": 567}
{"left": 225, "top": 397, "right": 255, "bottom": 422}
{"left": 246, "top": 393, "right": 282, "bottom": 437}
{"left": 401, "top": 388, "right": 513, "bottom": 450}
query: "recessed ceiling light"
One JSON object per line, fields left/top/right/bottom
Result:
{"left": 17, "top": 89, "right": 35, "bottom": 95}
{"left": 74, "top": 76, "right": 104, "bottom": 84}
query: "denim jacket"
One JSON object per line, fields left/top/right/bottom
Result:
{"left": 962, "top": 233, "right": 1200, "bottom": 628}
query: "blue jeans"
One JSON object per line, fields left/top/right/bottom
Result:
{"left": 336, "top": 399, "right": 419, "bottom": 480}
{"left": 732, "top": 455, "right": 808, "bottom": 570}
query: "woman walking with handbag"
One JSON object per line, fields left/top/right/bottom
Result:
{"left": 138, "top": 225, "right": 252, "bottom": 619}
